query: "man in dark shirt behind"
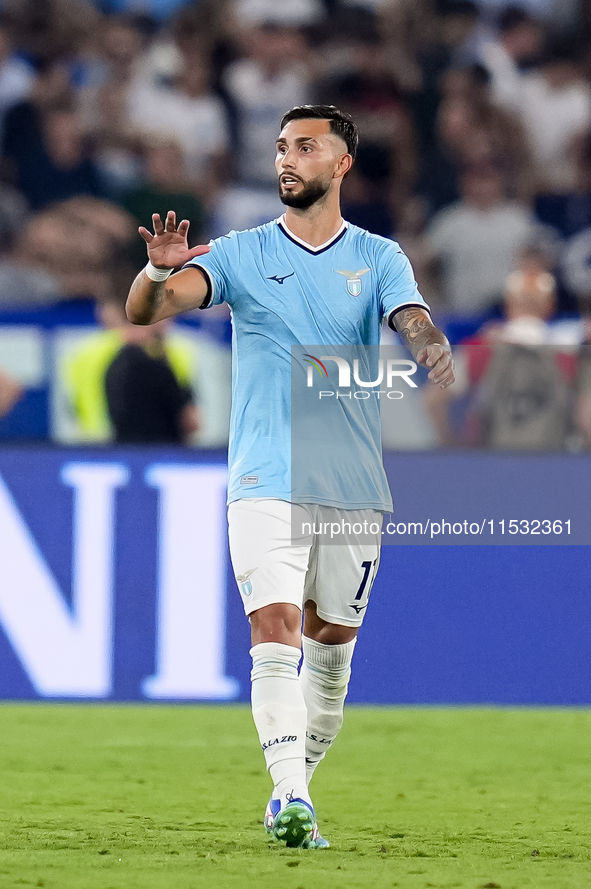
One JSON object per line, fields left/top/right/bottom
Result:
{"left": 105, "top": 334, "right": 196, "bottom": 444}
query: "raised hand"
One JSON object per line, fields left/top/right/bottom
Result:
{"left": 139, "top": 210, "right": 210, "bottom": 269}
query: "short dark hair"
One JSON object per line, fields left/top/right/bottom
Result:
{"left": 280, "top": 105, "right": 358, "bottom": 162}
{"left": 498, "top": 6, "right": 533, "bottom": 34}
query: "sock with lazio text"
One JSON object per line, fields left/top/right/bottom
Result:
{"left": 250, "top": 641, "right": 312, "bottom": 811}
{"left": 299, "top": 635, "right": 356, "bottom": 785}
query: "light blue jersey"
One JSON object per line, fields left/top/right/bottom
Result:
{"left": 186, "top": 216, "right": 429, "bottom": 509}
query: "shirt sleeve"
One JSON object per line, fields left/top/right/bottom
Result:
{"left": 184, "top": 232, "right": 236, "bottom": 309}
{"left": 377, "top": 240, "right": 430, "bottom": 327}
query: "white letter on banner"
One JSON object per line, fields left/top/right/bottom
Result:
{"left": 0, "top": 463, "right": 128, "bottom": 696}
{"left": 144, "top": 464, "right": 239, "bottom": 700}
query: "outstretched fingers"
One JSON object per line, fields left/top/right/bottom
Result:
{"left": 138, "top": 226, "right": 153, "bottom": 244}
{"left": 188, "top": 244, "right": 211, "bottom": 259}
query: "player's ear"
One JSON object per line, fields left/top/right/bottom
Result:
{"left": 334, "top": 153, "right": 353, "bottom": 180}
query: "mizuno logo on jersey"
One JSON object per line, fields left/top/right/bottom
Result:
{"left": 267, "top": 272, "right": 295, "bottom": 284}
{"left": 335, "top": 268, "right": 370, "bottom": 296}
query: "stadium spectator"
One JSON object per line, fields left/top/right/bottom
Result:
{"left": 340, "top": 152, "right": 396, "bottom": 238}
{"left": 0, "top": 17, "right": 34, "bottom": 147}
{"left": 1, "top": 59, "right": 73, "bottom": 176}
{"left": 0, "top": 183, "right": 64, "bottom": 306}
{"left": 402, "top": 0, "right": 483, "bottom": 152}
{"left": 425, "top": 245, "right": 577, "bottom": 449}
{"left": 222, "top": 23, "right": 312, "bottom": 189}
{"left": 1, "top": 0, "right": 101, "bottom": 68}
{"left": 14, "top": 196, "right": 135, "bottom": 302}
{"left": 76, "top": 15, "right": 147, "bottom": 197}
{"left": 126, "top": 42, "right": 230, "bottom": 194}
{"left": 535, "top": 132, "right": 591, "bottom": 313}
{"left": 417, "top": 94, "right": 472, "bottom": 216}
{"left": 377, "top": 0, "right": 434, "bottom": 94}
{"left": 426, "top": 162, "right": 540, "bottom": 314}
{"left": 315, "top": 29, "right": 417, "bottom": 215}
{"left": 13, "top": 107, "right": 106, "bottom": 210}
{"left": 433, "top": 64, "right": 535, "bottom": 202}
{"left": 478, "top": 6, "right": 545, "bottom": 107}
{"left": 88, "top": 0, "right": 193, "bottom": 22}
{"left": 487, "top": 32, "right": 591, "bottom": 193}
{"left": 233, "top": 0, "right": 324, "bottom": 28}
{"left": 62, "top": 287, "right": 199, "bottom": 443}
{"left": 575, "top": 317, "right": 591, "bottom": 448}
{"left": 0, "top": 254, "right": 62, "bottom": 307}
{"left": 122, "top": 136, "right": 206, "bottom": 272}
{"left": 212, "top": 21, "right": 312, "bottom": 231}
{"left": 0, "top": 364, "right": 22, "bottom": 417}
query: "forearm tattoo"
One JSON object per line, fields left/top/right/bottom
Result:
{"left": 391, "top": 307, "right": 448, "bottom": 355}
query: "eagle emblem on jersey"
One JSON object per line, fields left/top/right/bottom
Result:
{"left": 336, "top": 268, "right": 370, "bottom": 297}
{"left": 236, "top": 567, "right": 257, "bottom": 597}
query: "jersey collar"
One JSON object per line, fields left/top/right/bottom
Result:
{"left": 277, "top": 215, "right": 348, "bottom": 255}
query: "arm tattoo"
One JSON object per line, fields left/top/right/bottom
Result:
{"left": 144, "top": 279, "right": 171, "bottom": 315}
{"left": 390, "top": 307, "right": 449, "bottom": 356}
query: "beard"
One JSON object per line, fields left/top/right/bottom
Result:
{"left": 278, "top": 175, "right": 330, "bottom": 209}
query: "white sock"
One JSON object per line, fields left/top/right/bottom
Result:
{"left": 250, "top": 642, "right": 312, "bottom": 810}
{"left": 299, "top": 635, "right": 356, "bottom": 785}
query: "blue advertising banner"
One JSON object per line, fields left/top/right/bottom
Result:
{"left": 0, "top": 448, "right": 589, "bottom": 704}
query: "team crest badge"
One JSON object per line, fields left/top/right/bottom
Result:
{"left": 336, "top": 268, "right": 370, "bottom": 296}
{"left": 236, "top": 567, "right": 256, "bottom": 596}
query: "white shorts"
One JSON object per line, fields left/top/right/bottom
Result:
{"left": 228, "top": 498, "right": 382, "bottom": 628}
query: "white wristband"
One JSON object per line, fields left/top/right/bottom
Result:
{"left": 145, "top": 261, "right": 173, "bottom": 282}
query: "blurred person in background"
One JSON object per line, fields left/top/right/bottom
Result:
{"left": 1, "top": 0, "right": 100, "bottom": 68}
{"left": 535, "top": 131, "right": 591, "bottom": 316}
{"left": 14, "top": 196, "right": 135, "bottom": 302}
{"left": 401, "top": 0, "right": 484, "bottom": 154}
{"left": 316, "top": 26, "right": 417, "bottom": 223}
{"left": 0, "top": 364, "right": 23, "bottom": 417}
{"left": 426, "top": 161, "right": 540, "bottom": 315}
{"left": 233, "top": 0, "right": 324, "bottom": 28}
{"left": 416, "top": 91, "right": 473, "bottom": 217}
{"left": 127, "top": 3, "right": 237, "bottom": 95}
{"left": 76, "top": 14, "right": 148, "bottom": 198}
{"left": 0, "top": 16, "right": 34, "bottom": 147}
{"left": 1, "top": 58, "right": 72, "bottom": 178}
{"left": 377, "top": 0, "right": 436, "bottom": 94}
{"left": 122, "top": 136, "right": 206, "bottom": 271}
{"left": 88, "top": 0, "right": 193, "bottom": 22}
{"left": 223, "top": 22, "right": 312, "bottom": 190}
{"left": 425, "top": 244, "right": 577, "bottom": 449}
{"left": 62, "top": 283, "right": 199, "bottom": 444}
{"left": 478, "top": 6, "right": 545, "bottom": 107}
{"left": 212, "top": 20, "right": 313, "bottom": 232}
{"left": 339, "top": 147, "right": 396, "bottom": 237}
{"left": 0, "top": 175, "right": 46, "bottom": 305}
{"left": 13, "top": 107, "right": 106, "bottom": 210}
{"left": 127, "top": 38, "right": 230, "bottom": 196}
{"left": 486, "top": 29, "right": 591, "bottom": 194}
{"left": 418, "top": 64, "right": 534, "bottom": 217}
{"left": 575, "top": 316, "right": 591, "bottom": 449}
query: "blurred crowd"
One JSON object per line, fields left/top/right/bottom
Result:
{"left": 1, "top": 0, "right": 591, "bottom": 448}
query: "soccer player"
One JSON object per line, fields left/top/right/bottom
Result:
{"left": 126, "top": 105, "right": 454, "bottom": 849}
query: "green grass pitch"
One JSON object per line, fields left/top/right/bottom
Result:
{"left": 0, "top": 705, "right": 589, "bottom": 889}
